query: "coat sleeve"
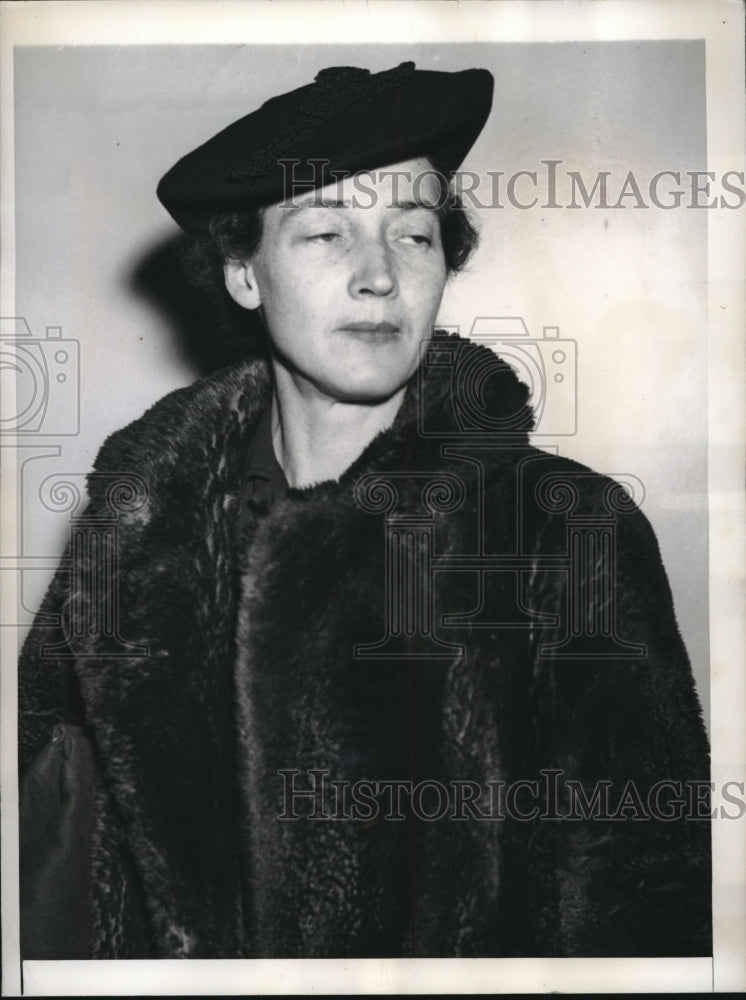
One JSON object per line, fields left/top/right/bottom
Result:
{"left": 18, "top": 532, "right": 89, "bottom": 777}
{"left": 17, "top": 502, "right": 95, "bottom": 957}
{"left": 17, "top": 447, "right": 156, "bottom": 959}
{"left": 18, "top": 412, "right": 155, "bottom": 773}
{"left": 19, "top": 723, "right": 96, "bottom": 959}
{"left": 517, "top": 481, "right": 712, "bottom": 956}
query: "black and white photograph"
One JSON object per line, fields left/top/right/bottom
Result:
{"left": 1, "top": 1, "right": 744, "bottom": 995}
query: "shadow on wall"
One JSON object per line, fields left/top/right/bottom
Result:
{"left": 128, "top": 234, "right": 264, "bottom": 376}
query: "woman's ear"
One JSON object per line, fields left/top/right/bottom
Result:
{"left": 223, "top": 260, "right": 262, "bottom": 310}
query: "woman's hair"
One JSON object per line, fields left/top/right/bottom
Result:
{"left": 177, "top": 165, "right": 479, "bottom": 352}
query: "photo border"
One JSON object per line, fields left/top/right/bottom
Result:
{"left": 1, "top": 1, "right": 743, "bottom": 995}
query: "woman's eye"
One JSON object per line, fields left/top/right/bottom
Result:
{"left": 399, "top": 234, "right": 432, "bottom": 246}
{"left": 306, "top": 232, "right": 341, "bottom": 243}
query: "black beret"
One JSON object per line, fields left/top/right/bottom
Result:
{"left": 157, "top": 61, "right": 494, "bottom": 230}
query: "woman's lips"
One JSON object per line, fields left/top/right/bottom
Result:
{"left": 338, "top": 322, "right": 400, "bottom": 332}
{"left": 336, "top": 321, "right": 401, "bottom": 342}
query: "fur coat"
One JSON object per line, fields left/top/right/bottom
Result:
{"left": 18, "top": 333, "right": 711, "bottom": 960}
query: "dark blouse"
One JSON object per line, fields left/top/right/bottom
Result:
{"left": 240, "top": 405, "right": 288, "bottom": 516}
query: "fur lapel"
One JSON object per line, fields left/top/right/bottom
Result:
{"left": 75, "top": 360, "right": 272, "bottom": 956}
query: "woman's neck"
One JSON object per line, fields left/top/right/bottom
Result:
{"left": 270, "top": 366, "right": 407, "bottom": 489}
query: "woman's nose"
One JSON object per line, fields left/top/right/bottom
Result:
{"left": 348, "top": 238, "right": 397, "bottom": 298}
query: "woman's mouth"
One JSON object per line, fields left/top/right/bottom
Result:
{"left": 336, "top": 321, "right": 401, "bottom": 342}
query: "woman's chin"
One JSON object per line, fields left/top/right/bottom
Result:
{"left": 322, "top": 373, "right": 412, "bottom": 406}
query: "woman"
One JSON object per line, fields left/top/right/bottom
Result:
{"left": 19, "top": 62, "right": 711, "bottom": 959}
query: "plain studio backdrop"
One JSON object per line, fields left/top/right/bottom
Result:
{"left": 12, "top": 41, "right": 709, "bottom": 723}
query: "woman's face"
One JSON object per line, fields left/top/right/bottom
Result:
{"left": 224, "top": 158, "right": 448, "bottom": 403}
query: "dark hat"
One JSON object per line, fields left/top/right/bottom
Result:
{"left": 157, "top": 61, "right": 493, "bottom": 230}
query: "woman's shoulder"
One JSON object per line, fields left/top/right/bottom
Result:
{"left": 501, "top": 445, "right": 661, "bottom": 559}
{"left": 87, "top": 358, "right": 270, "bottom": 491}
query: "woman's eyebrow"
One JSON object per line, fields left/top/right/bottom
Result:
{"left": 278, "top": 198, "right": 351, "bottom": 225}
{"left": 277, "top": 197, "right": 437, "bottom": 227}
{"left": 287, "top": 197, "right": 351, "bottom": 211}
{"left": 390, "top": 199, "right": 439, "bottom": 211}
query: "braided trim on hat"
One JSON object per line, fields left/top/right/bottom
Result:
{"left": 225, "top": 61, "right": 416, "bottom": 184}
